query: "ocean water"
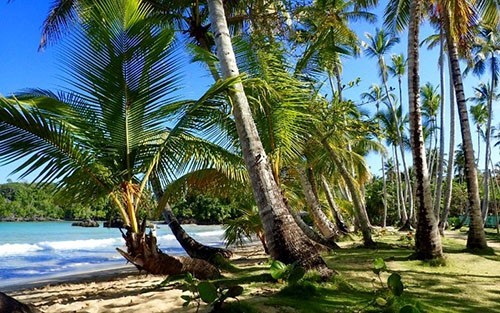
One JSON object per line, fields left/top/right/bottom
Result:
{"left": 0, "top": 221, "right": 225, "bottom": 288}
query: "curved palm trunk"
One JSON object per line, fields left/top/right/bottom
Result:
{"left": 162, "top": 204, "right": 233, "bottom": 262}
{"left": 207, "top": 0, "right": 331, "bottom": 277}
{"left": 434, "top": 31, "right": 446, "bottom": 218}
{"left": 117, "top": 226, "right": 220, "bottom": 279}
{"left": 298, "top": 168, "right": 339, "bottom": 239}
{"left": 439, "top": 66, "right": 456, "bottom": 235}
{"left": 408, "top": 0, "right": 443, "bottom": 260}
{"left": 287, "top": 205, "right": 340, "bottom": 250}
{"left": 150, "top": 177, "right": 232, "bottom": 264}
{"left": 321, "top": 175, "right": 349, "bottom": 233}
{"left": 444, "top": 10, "right": 488, "bottom": 250}
{"left": 322, "top": 139, "right": 374, "bottom": 246}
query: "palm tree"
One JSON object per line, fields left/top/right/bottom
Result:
{"left": 363, "top": 29, "right": 414, "bottom": 227}
{"left": 407, "top": 0, "right": 443, "bottom": 259}
{"left": 466, "top": 25, "right": 500, "bottom": 221}
{"left": 469, "top": 102, "right": 488, "bottom": 165}
{"left": 362, "top": 84, "right": 388, "bottom": 227}
{"left": 442, "top": 0, "right": 488, "bottom": 249}
{"left": 420, "top": 82, "right": 441, "bottom": 181}
{"left": 206, "top": 0, "right": 332, "bottom": 277}
{"left": 376, "top": 104, "right": 410, "bottom": 225}
{"left": 384, "top": 0, "right": 491, "bottom": 251}
{"left": 0, "top": 0, "right": 241, "bottom": 278}
{"left": 293, "top": 0, "right": 377, "bottom": 99}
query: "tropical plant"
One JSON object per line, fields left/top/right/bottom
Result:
{"left": 0, "top": 0, "right": 244, "bottom": 278}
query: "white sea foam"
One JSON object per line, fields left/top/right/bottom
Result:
{"left": 196, "top": 230, "right": 224, "bottom": 237}
{"left": 0, "top": 243, "right": 44, "bottom": 256}
{"left": 38, "top": 238, "right": 123, "bottom": 251}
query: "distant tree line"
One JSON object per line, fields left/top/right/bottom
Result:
{"left": 0, "top": 182, "right": 243, "bottom": 224}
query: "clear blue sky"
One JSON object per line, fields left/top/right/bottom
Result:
{"left": 0, "top": 1, "right": 496, "bottom": 183}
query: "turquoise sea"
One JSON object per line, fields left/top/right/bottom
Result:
{"left": 0, "top": 222, "right": 224, "bottom": 288}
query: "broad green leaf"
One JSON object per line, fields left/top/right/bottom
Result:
{"left": 372, "top": 258, "right": 387, "bottom": 274}
{"left": 387, "top": 273, "right": 404, "bottom": 296}
{"left": 270, "top": 260, "right": 288, "bottom": 280}
{"left": 198, "top": 281, "right": 218, "bottom": 303}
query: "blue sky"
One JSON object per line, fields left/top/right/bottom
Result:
{"left": 0, "top": 1, "right": 497, "bottom": 183}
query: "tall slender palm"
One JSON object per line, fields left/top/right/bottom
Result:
{"left": 407, "top": 0, "right": 443, "bottom": 259}
{"left": 0, "top": 0, "right": 245, "bottom": 278}
{"left": 388, "top": 53, "right": 408, "bottom": 111}
{"left": 468, "top": 83, "right": 500, "bottom": 220}
{"left": 376, "top": 104, "right": 410, "bottom": 224}
{"left": 469, "top": 102, "right": 487, "bottom": 165}
{"left": 206, "top": 0, "right": 331, "bottom": 276}
{"left": 363, "top": 29, "right": 414, "bottom": 226}
{"left": 362, "top": 84, "right": 388, "bottom": 227}
{"left": 466, "top": 25, "right": 500, "bottom": 221}
{"left": 442, "top": 0, "right": 488, "bottom": 249}
{"left": 384, "top": 0, "right": 492, "bottom": 251}
{"left": 421, "top": 82, "right": 441, "bottom": 182}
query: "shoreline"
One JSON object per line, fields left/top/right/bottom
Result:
{"left": 4, "top": 243, "right": 266, "bottom": 313}
{"left": 1, "top": 264, "right": 137, "bottom": 293}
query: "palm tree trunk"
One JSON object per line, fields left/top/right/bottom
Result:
{"left": 298, "top": 167, "right": 339, "bottom": 239}
{"left": 444, "top": 10, "right": 488, "bottom": 250}
{"left": 481, "top": 81, "right": 494, "bottom": 221}
{"left": 321, "top": 174, "right": 349, "bottom": 233}
{"left": 439, "top": 65, "right": 456, "bottom": 235}
{"left": 434, "top": 30, "right": 446, "bottom": 218}
{"left": 408, "top": 0, "right": 443, "bottom": 260}
{"left": 322, "top": 139, "right": 374, "bottom": 246}
{"left": 162, "top": 204, "right": 233, "bottom": 263}
{"left": 286, "top": 206, "right": 340, "bottom": 250}
{"left": 394, "top": 146, "right": 402, "bottom": 222}
{"left": 394, "top": 71, "right": 414, "bottom": 224}
{"left": 207, "top": 0, "right": 331, "bottom": 277}
{"left": 117, "top": 226, "right": 220, "bottom": 279}
{"left": 150, "top": 177, "right": 232, "bottom": 264}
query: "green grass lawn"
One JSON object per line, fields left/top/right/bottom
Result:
{"left": 173, "top": 229, "right": 500, "bottom": 313}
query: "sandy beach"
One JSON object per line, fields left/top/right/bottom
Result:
{"left": 3, "top": 244, "right": 268, "bottom": 313}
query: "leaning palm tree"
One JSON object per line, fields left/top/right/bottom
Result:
{"left": 0, "top": 0, "right": 245, "bottom": 278}
{"left": 206, "top": 0, "right": 332, "bottom": 277}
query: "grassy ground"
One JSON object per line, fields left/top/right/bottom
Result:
{"left": 173, "top": 229, "right": 500, "bottom": 313}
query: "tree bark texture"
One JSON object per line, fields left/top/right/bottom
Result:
{"left": 434, "top": 29, "right": 446, "bottom": 219}
{"left": 117, "top": 227, "right": 220, "bottom": 279}
{"left": 322, "top": 139, "right": 374, "bottom": 246}
{"left": 439, "top": 60, "right": 456, "bottom": 235}
{"left": 207, "top": 0, "right": 331, "bottom": 277}
{"left": 162, "top": 205, "right": 233, "bottom": 263}
{"left": 299, "top": 168, "right": 339, "bottom": 239}
{"left": 408, "top": 0, "right": 443, "bottom": 259}
{"left": 321, "top": 175, "right": 349, "bottom": 233}
{"left": 444, "top": 10, "right": 488, "bottom": 249}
